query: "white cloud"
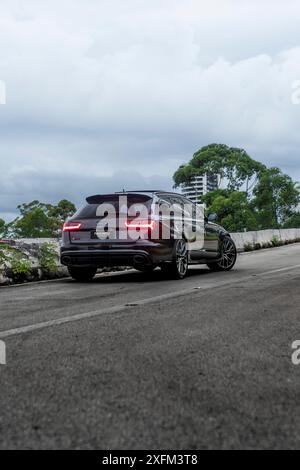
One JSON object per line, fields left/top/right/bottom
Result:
{"left": 1, "top": 0, "right": 300, "bottom": 219}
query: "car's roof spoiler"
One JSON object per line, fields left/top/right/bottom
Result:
{"left": 86, "top": 194, "right": 115, "bottom": 204}
{"left": 86, "top": 193, "right": 152, "bottom": 204}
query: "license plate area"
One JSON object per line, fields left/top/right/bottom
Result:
{"left": 91, "top": 230, "right": 117, "bottom": 240}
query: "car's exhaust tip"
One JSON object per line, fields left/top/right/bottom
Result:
{"left": 133, "top": 254, "right": 146, "bottom": 265}
{"left": 61, "top": 256, "right": 71, "bottom": 265}
{"left": 133, "top": 254, "right": 153, "bottom": 271}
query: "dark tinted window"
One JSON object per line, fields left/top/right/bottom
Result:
{"left": 158, "top": 195, "right": 172, "bottom": 205}
{"left": 158, "top": 194, "right": 185, "bottom": 206}
{"left": 74, "top": 195, "right": 153, "bottom": 219}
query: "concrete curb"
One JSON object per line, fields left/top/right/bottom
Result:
{"left": 230, "top": 228, "right": 300, "bottom": 251}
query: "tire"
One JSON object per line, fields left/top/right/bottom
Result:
{"left": 207, "top": 236, "right": 237, "bottom": 271}
{"left": 161, "top": 239, "right": 189, "bottom": 279}
{"left": 68, "top": 266, "right": 97, "bottom": 282}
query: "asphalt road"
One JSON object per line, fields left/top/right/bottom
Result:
{"left": 0, "top": 244, "right": 300, "bottom": 449}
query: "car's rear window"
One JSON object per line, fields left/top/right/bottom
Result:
{"left": 74, "top": 195, "right": 153, "bottom": 219}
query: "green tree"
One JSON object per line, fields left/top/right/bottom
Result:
{"left": 173, "top": 143, "right": 265, "bottom": 193}
{"left": 283, "top": 212, "right": 300, "bottom": 229}
{"left": 12, "top": 199, "right": 76, "bottom": 238}
{"left": 252, "top": 168, "right": 300, "bottom": 229}
{"left": 173, "top": 144, "right": 300, "bottom": 232}
{"left": 14, "top": 207, "right": 53, "bottom": 237}
{"left": 17, "top": 200, "right": 53, "bottom": 217}
{"left": 203, "top": 189, "right": 258, "bottom": 232}
{"left": 48, "top": 199, "right": 76, "bottom": 222}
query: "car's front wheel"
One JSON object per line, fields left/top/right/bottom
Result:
{"left": 207, "top": 236, "right": 237, "bottom": 271}
{"left": 161, "top": 239, "right": 189, "bottom": 279}
{"left": 68, "top": 266, "right": 97, "bottom": 282}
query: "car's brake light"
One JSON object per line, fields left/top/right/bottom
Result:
{"left": 125, "top": 219, "right": 156, "bottom": 230}
{"left": 63, "top": 222, "right": 83, "bottom": 232}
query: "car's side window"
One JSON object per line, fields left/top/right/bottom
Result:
{"left": 158, "top": 195, "right": 172, "bottom": 206}
{"left": 172, "top": 196, "right": 184, "bottom": 206}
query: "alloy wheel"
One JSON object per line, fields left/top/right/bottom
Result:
{"left": 175, "top": 239, "right": 188, "bottom": 277}
{"left": 217, "top": 237, "right": 237, "bottom": 270}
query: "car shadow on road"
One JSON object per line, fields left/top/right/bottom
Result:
{"left": 66, "top": 266, "right": 218, "bottom": 284}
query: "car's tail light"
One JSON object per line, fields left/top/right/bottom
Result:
{"left": 125, "top": 219, "right": 156, "bottom": 230}
{"left": 63, "top": 221, "right": 83, "bottom": 232}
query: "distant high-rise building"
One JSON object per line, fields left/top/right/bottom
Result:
{"left": 180, "top": 174, "right": 218, "bottom": 204}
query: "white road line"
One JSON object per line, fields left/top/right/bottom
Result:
{"left": 252, "top": 264, "right": 300, "bottom": 276}
{"left": 0, "top": 264, "right": 300, "bottom": 340}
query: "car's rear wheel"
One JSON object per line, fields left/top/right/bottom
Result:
{"left": 68, "top": 266, "right": 97, "bottom": 282}
{"left": 161, "top": 239, "right": 189, "bottom": 279}
{"left": 207, "top": 236, "right": 237, "bottom": 271}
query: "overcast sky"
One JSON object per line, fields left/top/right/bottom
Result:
{"left": 1, "top": 0, "right": 300, "bottom": 220}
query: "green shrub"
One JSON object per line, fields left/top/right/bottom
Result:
{"left": 1, "top": 244, "right": 32, "bottom": 282}
{"left": 244, "top": 243, "right": 254, "bottom": 252}
{"left": 271, "top": 236, "right": 284, "bottom": 247}
{"left": 0, "top": 249, "right": 8, "bottom": 266}
{"left": 10, "top": 256, "right": 32, "bottom": 283}
{"left": 261, "top": 242, "right": 273, "bottom": 249}
{"left": 38, "top": 242, "right": 58, "bottom": 274}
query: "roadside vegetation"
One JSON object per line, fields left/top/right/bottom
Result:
{"left": 0, "top": 241, "right": 60, "bottom": 284}
{"left": 243, "top": 237, "right": 300, "bottom": 252}
{"left": 0, "top": 244, "right": 33, "bottom": 283}
{"left": 38, "top": 242, "right": 58, "bottom": 275}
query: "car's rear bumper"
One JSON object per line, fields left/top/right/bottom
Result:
{"left": 60, "top": 242, "right": 173, "bottom": 268}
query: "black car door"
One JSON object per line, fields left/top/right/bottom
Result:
{"left": 204, "top": 221, "right": 220, "bottom": 257}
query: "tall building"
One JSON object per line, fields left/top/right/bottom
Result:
{"left": 180, "top": 174, "right": 218, "bottom": 204}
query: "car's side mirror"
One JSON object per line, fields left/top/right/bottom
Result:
{"left": 207, "top": 213, "right": 217, "bottom": 222}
